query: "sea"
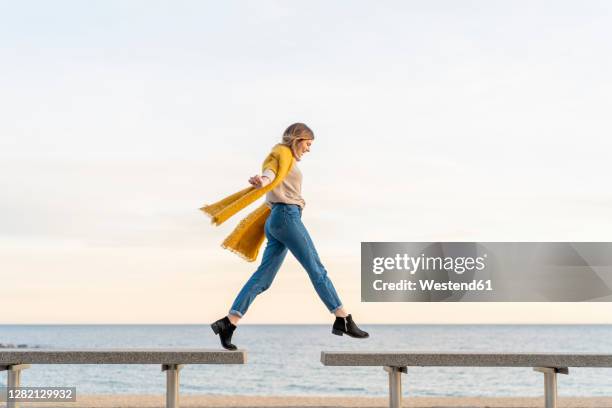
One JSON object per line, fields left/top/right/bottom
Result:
{"left": 1, "top": 325, "right": 611, "bottom": 397}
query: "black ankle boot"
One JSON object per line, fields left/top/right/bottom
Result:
{"left": 211, "top": 316, "right": 238, "bottom": 350}
{"left": 332, "top": 314, "right": 369, "bottom": 338}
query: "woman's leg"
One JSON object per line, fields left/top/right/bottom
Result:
{"left": 228, "top": 214, "right": 288, "bottom": 321}
{"left": 273, "top": 205, "right": 343, "bottom": 314}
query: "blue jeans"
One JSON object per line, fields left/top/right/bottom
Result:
{"left": 229, "top": 203, "right": 343, "bottom": 317}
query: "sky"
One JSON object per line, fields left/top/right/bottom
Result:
{"left": 1, "top": 1, "right": 612, "bottom": 324}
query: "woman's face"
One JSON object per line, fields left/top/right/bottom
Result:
{"left": 294, "top": 138, "right": 312, "bottom": 160}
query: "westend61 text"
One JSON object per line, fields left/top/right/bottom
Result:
{"left": 373, "top": 279, "right": 493, "bottom": 291}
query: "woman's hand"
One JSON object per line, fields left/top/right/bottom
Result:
{"left": 248, "top": 175, "right": 267, "bottom": 188}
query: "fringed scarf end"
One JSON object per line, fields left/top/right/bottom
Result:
{"left": 199, "top": 206, "right": 219, "bottom": 226}
{"left": 221, "top": 242, "right": 257, "bottom": 262}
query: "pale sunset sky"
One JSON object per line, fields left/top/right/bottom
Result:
{"left": 1, "top": 1, "right": 611, "bottom": 323}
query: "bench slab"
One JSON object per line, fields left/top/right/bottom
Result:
{"left": 0, "top": 348, "right": 246, "bottom": 365}
{"left": 320, "top": 351, "right": 612, "bottom": 368}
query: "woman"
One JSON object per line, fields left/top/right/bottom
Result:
{"left": 207, "top": 123, "right": 369, "bottom": 350}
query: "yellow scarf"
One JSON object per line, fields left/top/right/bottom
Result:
{"left": 200, "top": 143, "right": 295, "bottom": 262}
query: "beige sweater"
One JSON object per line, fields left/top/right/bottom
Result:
{"left": 261, "top": 164, "right": 306, "bottom": 209}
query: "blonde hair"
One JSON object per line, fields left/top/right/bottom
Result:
{"left": 281, "top": 123, "right": 314, "bottom": 155}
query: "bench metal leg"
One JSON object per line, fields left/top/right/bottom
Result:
{"left": 1, "top": 364, "right": 31, "bottom": 408}
{"left": 383, "top": 366, "right": 407, "bottom": 408}
{"left": 533, "top": 367, "right": 568, "bottom": 408}
{"left": 162, "top": 364, "right": 183, "bottom": 408}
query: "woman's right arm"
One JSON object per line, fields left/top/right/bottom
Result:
{"left": 248, "top": 169, "right": 276, "bottom": 189}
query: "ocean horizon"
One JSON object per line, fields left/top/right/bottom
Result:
{"left": 1, "top": 324, "right": 611, "bottom": 397}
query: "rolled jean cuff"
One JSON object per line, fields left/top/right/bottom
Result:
{"left": 228, "top": 309, "right": 244, "bottom": 318}
{"left": 330, "top": 304, "right": 343, "bottom": 314}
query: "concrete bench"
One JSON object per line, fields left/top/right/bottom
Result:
{"left": 1, "top": 348, "right": 246, "bottom": 408}
{"left": 321, "top": 351, "right": 612, "bottom": 408}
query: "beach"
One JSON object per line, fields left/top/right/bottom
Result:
{"left": 10, "top": 395, "right": 612, "bottom": 408}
